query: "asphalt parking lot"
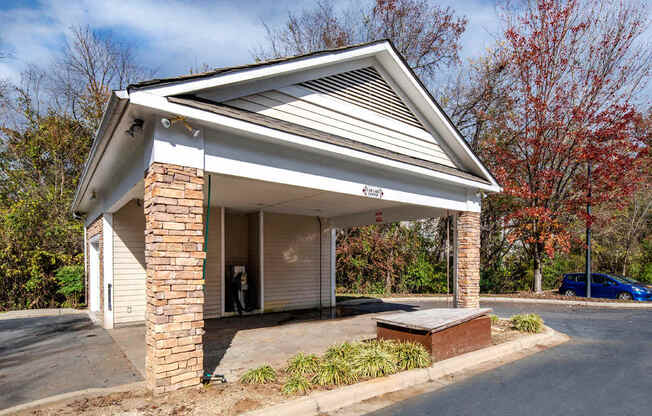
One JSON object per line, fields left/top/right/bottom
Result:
{"left": 0, "top": 314, "right": 142, "bottom": 410}
{"left": 365, "top": 300, "right": 652, "bottom": 416}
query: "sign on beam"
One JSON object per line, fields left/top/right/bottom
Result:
{"left": 363, "top": 185, "right": 384, "bottom": 199}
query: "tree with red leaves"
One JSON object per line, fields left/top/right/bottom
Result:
{"left": 481, "top": 0, "right": 650, "bottom": 292}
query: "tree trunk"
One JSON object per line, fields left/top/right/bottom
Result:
{"left": 533, "top": 246, "right": 543, "bottom": 293}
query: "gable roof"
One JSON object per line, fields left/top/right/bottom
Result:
{"left": 127, "top": 40, "right": 500, "bottom": 190}
{"left": 169, "top": 95, "right": 490, "bottom": 184}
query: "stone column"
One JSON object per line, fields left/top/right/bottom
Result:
{"left": 144, "top": 162, "right": 205, "bottom": 394}
{"left": 455, "top": 211, "right": 481, "bottom": 308}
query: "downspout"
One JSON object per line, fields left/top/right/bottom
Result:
{"left": 203, "top": 175, "right": 212, "bottom": 287}
{"left": 318, "top": 217, "right": 323, "bottom": 311}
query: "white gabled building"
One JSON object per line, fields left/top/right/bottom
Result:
{"left": 72, "top": 40, "right": 501, "bottom": 393}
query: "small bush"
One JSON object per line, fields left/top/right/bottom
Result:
{"left": 282, "top": 375, "right": 312, "bottom": 395}
{"left": 393, "top": 341, "right": 431, "bottom": 370}
{"left": 55, "top": 265, "right": 85, "bottom": 307}
{"left": 352, "top": 346, "right": 398, "bottom": 378}
{"left": 286, "top": 352, "right": 320, "bottom": 376}
{"left": 312, "top": 358, "right": 357, "bottom": 386}
{"left": 240, "top": 365, "right": 277, "bottom": 384}
{"left": 323, "top": 342, "right": 360, "bottom": 361}
{"left": 510, "top": 314, "right": 544, "bottom": 333}
{"left": 490, "top": 314, "right": 499, "bottom": 325}
{"left": 363, "top": 338, "right": 396, "bottom": 353}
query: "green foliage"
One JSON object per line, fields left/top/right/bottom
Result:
{"left": 312, "top": 358, "right": 357, "bottom": 386}
{"left": 323, "top": 342, "right": 360, "bottom": 361}
{"left": 240, "top": 365, "right": 277, "bottom": 384}
{"left": 282, "top": 374, "right": 312, "bottom": 395}
{"left": 390, "top": 341, "right": 431, "bottom": 371}
{"left": 55, "top": 265, "right": 84, "bottom": 307}
{"left": 510, "top": 314, "right": 544, "bottom": 333}
{"left": 490, "top": 314, "right": 499, "bottom": 325}
{"left": 352, "top": 346, "right": 397, "bottom": 378}
{"left": 285, "top": 352, "right": 320, "bottom": 377}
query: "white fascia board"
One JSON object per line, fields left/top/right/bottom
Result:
{"left": 376, "top": 48, "right": 501, "bottom": 190}
{"left": 137, "top": 44, "right": 389, "bottom": 97}
{"left": 72, "top": 92, "right": 129, "bottom": 213}
{"left": 129, "top": 91, "right": 500, "bottom": 193}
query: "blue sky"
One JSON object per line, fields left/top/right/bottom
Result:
{"left": 0, "top": 0, "right": 502, "bottom": 85}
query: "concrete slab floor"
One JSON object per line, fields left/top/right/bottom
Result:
{"left": 109, "top": 303, "right": 420, "bottom": 382}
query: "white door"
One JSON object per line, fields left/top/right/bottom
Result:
{"left": 89, "top": 239, "right": 100, "bottom": 312}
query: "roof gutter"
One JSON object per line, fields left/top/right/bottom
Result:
{"left": 71, "top": 91, "right": 130, "bottom": 214}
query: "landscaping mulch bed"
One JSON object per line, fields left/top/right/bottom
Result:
{"left": 18, "top": 321, "right": 530, "bottom": 416}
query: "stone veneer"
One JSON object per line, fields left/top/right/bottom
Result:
{"left": 144, "top": 162, "right": 205, "bottom": 394}
{"left": 85, "top": 216, "right": 103, "bottom": 322}
{"left": 456, "top": 211, "right": 481, "bottom": 308}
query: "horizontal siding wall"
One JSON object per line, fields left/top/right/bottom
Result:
{"left": 204, "top": 206, "right": 222, "bottom": 318}
{"left": 112, "top": 200, "right": 145, "bottom": 325}
{"left": 223, "top": 68, "right": 455, "bottom": 168}
{"left": 264, "top": 212, "right": 321, "bottom": 312}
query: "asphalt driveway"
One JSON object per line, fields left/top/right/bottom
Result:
{"left": 0, "top": 313, "right": 142, "bottom": 410}
{"left": 363, "top": 300, "right": 652, "bottom": 416}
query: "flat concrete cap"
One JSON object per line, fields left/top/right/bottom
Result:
{"left": 375, "top": 308, "right": 492, "bottom": 333}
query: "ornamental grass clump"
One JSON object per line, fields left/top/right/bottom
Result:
{"left": 351, "top": 346, "right": 398, "bottom": 378}
{"left": 323, "top": 341, "right": 360, "bottom": 361}
{"left": 490, "top": 314, "right": 499, "bottom": 325}
{"left": 393, "top": 341, "right": 431, "bottom": 370}
{"left": 282, "top": 374, "right": 312, "bottom": 395}
{"left": 286, "top": 352, "right": 320, "bottom": 377}
{"left": 510, "top": 313, "right": 544, "bottom": 333}
{"left": 312, "top": 358, "right": 357, "bottom": 386}
{"left": 240, "top": 364, "right": 277, "bottom": 384}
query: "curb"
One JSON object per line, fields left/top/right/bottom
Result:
{"left": 339, "top": 296, "right": 652, "bottom": 309}
{"left": 243, "top": 326, "right": 568, "bottom": 416}
{"left": 0, "top": 308, "right": 88, "bottom": 320}
{"left": 0, "top": 382, "right": 146, "bottom": 416}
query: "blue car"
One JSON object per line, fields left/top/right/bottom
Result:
{"left": 559, "top": 273, "right": 652, "bottom": 301}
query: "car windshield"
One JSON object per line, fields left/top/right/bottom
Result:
{"left": 608, "top": 274, "right": 639, "bottom": 284}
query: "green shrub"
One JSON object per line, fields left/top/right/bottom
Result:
{"left": 323, "top": 342, "right": 360, "bottom": 361}
{"left": 510, "top": 314, "right": 544, "bottom": 333}
{"left": 240, "top": 365, "right": 277, "bottom": 384}
{"left": 55, "top": 265, "right": 85, "bottom": 307}
{"left": 286, "top": 352, "right": 320, "bottom": 377}
{"left": 282, "top": 375, "right": 312, "bottom": 395}
{"left": 490, "top": 314, "right": 499, "bottom": 325}
{"left": 392, "top": 341, "right": 431, "bottom": 370}
{"left": 312, "top": 358, "right": 357, "bottom": 386}
{"left": 352, "top": 346, "right": 398, "bottom": 378}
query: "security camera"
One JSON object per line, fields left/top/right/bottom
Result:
{"left": 161, "top": 118, "right": 171, "bottom": 128}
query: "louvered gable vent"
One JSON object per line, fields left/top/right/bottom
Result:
{"left": 299, "top": 67, "right": 424, "bottom": 129}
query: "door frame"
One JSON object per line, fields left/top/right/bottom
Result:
{"left": 88, "top": 235, "right": 101, "bottom": 312}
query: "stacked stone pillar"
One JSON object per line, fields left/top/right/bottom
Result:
{"left": 455, "top": 211, "right": 481, "bottom": 308}
{"left": 144, "top": 162, "right": 205, "bottom": 394}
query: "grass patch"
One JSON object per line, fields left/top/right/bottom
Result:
{"left": 393, "top": 341, "right": 431, "bottom": 370}
{"left": 240, "top": 364, "right": 277, "bottom": 384}
{"left": 312, "top": 358, "right": 357, "bottom": 386}
{"left": 490, "top": 314, "right": 499, "bottom": 325}
{"left": 510, "top": 313, "right": 544, "bottom": 333}
{"left": 286, "top": 352, "right": 320, "bottom": 377}
{"left": 282, "top": 374, "right": 312, "bottom": 395}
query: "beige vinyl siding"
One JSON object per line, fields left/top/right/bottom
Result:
{"left": 204, "top": 206, "right": 222, "bottom": 318}
{"left": 112, "top": 200, "right": 145, "bottom": 325}
{"left": 223, "top": 70, "right": 455, "bottom": 168}
{"left": 263, "top": 213, "right": 321, "bottom": 312}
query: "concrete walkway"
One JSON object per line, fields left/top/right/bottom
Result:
{"left": 109, "top": 304, "right": 420, "bottom": 382}
{"left": 0, "top": 314, "right": 142, "bottom": 411}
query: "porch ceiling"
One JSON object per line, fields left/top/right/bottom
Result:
{"left": 206, "top": 173, "right": 402, "bottom": 218}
